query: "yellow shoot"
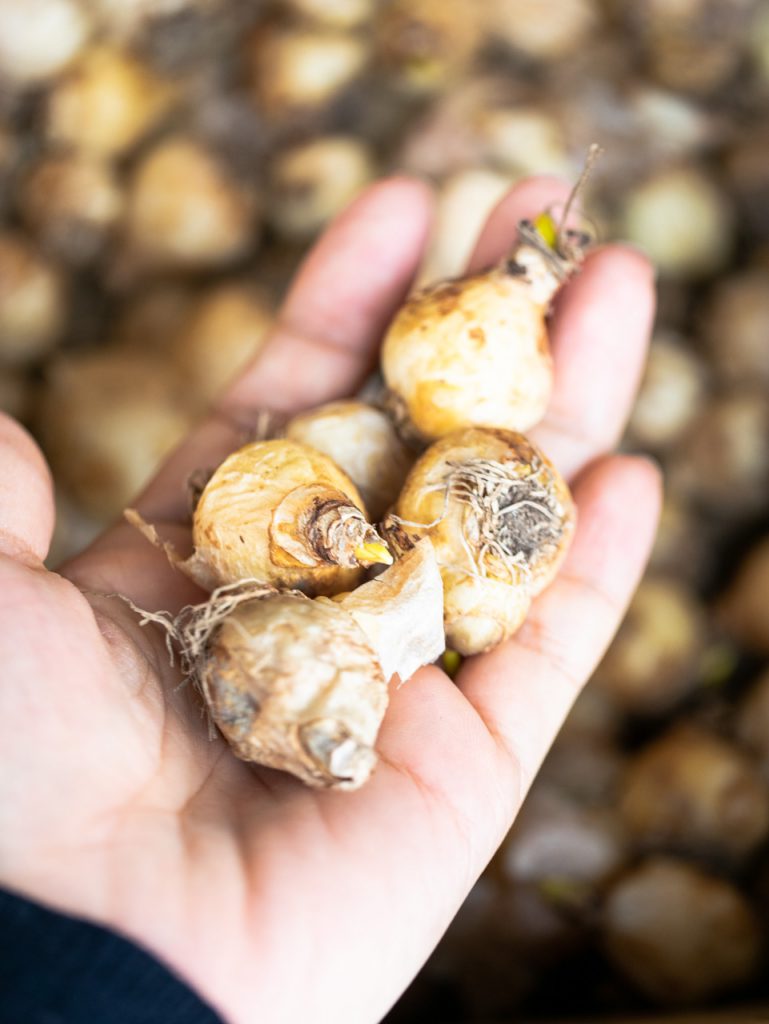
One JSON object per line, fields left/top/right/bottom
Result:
{"left": 534, "top": 211, "right": 559, "bottom": 250}
{"left": 354, "top": 541, "right": 393, "bottom": 566}
{"left": 442, "top": 649, "right": 462, "bottom": 678}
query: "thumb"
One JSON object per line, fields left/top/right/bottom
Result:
{"left": 0, "top": 413, "right": 55, "bottom": 564}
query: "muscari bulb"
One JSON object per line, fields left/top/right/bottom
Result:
{"left": 0, "top": 0, "right": 90, "bottom": 86}
{"left": 39, "top": 350, "right": 192, "bottom": 520}
{"left": 201, "top": 591, "right": 388, "bottom": 790}
{"left": 171, "top": 282, "right": 274, "bottom": 407}
{"left": 248, "top": 26, "right": 367, "bottom": 119}
{"left": 123, "top": 136, "right": 256, "bottom": 271}
{"left": 267, "top": 136, "right": 376, "bottom": 242}
{"left": 0, "top": 232, "right": 67, "bottom": 366}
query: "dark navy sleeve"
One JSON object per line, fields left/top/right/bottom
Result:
{"left": 0, "top": 888, "right": 224, "bottom": 1024}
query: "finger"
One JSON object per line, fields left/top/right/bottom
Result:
{"left": 530, "top": 246, "right": 655, "bottom": 479}
{"left": 135, "top": 175, "right": 433, "bottom": 523}
{"left": 63, "top": 178, "right": 433, "bottom": 603}
{"left": 0, "top": 413, "right": 55, "bottom": 564}
{"left": 455, "top": 454, "right": 661, "bottom": 795}
{"left": 467, "top": 175, "right": 655, "bottom": 480}
{"left": 224, "top": 175, "right": 434, "bottom": 414}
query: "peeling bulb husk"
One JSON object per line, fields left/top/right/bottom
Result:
{"left": 332, "top": 539, "right": 445, "bottom": 683}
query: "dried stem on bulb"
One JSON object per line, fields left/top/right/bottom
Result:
{"left": 285, "top": 490, "right": 391, "bottom": 570}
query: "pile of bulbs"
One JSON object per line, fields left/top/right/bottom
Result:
{"left": 129, "top": 195, "right": 590, "bottom": 790}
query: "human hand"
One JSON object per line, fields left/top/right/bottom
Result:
{"left": 0, "top": 175, "right": 659, "bottom": 1024}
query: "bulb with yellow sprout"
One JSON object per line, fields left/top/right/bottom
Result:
{"left": 383, "top": 427, "right": 575, "bottom": 655}
{"left": 127, "top": 438, "right": 392, "bottom": 596}
{"left": 381, "top": 152, "right": 598, "bottom": 443}
{"left": 284, "top": 400, "right": 414, "bottom": 521}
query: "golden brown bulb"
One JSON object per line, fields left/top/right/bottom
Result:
{"left": 384, "top": 427, "right": 575, "bottom": 655}
{"left": 626, "top": 332, "right": 706, "bottom": 452}
{"left": 484, "top": 0, "right": 599, "bottom": 61}
{"left": 17, "top": 152, "right": 124, "bottom": 266}
{"left": 284, "top": 0, "right": 376, "bottom": 28}
{"left": 702, "top": 267, "right": 769, "bottom": 386}
{"left": 247, "top": 25, "right": 367, "bottom": 119}
{"left": 620, "top": 165, "right": 733, "bottom": 279}
{"left": 376, "top": 0, "right": 484, "bottom": 96}
{"left": 123, "top": 137, "right": 257, "bottom": 272}
{"left": 171, "top": 283, "right": 274, "bottom": 407}
{"left": 45, "top": 45, "right": 175, "bottom": 158}
{"left": 38, "top": 351, "right": 192, "bottom": 520}
{"left": 593, "top": 575, "right": 706, "bottom": 715}
{"left": 382, "top": 217, "right": 588, "bottom": 443}
{"left": 602, "top": 857, "right": 761, "bottom": 1004}
{"left": 135, "top": 439, "right": 392, "bottom": 595}
{"left": 619, "top": 725, "right": 769, "bottom": 864}
{"left": 201, "top": 591, "right": 388, "bottom": 790}
{"left": 267, "top": 136, "right": 376, "bottom": 241}
{"left": 719, "top": 534, "right": 769, "bottom": 656}
{"left": 0, "top": 233, "right": 67, "bottom": 366}
{"left": 0, "top": 0, "right": 90, "bottom": 85}
{"left": 155, "top": 543, "right": 444, "bottom": 790}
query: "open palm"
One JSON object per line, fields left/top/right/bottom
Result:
{"left": 0, "top": 176, "right": 659, "bottom": 1024}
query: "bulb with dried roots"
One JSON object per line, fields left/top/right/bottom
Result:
{"left": 383, "top": 427, "right": 576, "bottom": 656}
{"left": 284, "top": 399, "right": 414, "bottom": 521}
{"left": 203, "top": 592, "right": 387, "bottom": 789}
{"left": 127, "top": 438, "right": 392, "bottom": 595}
{"left": 137, "top": 541, "right": 444, "bottom": 790}
{"left": 381, "top": 151, "right": 599, "bottom": 443}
